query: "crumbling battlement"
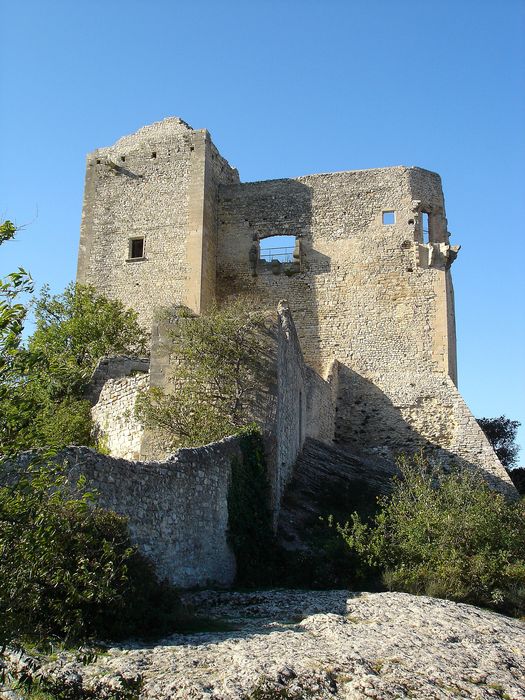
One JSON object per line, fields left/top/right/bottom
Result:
{"left": 8, "top": 442, "right": 240, "bottom": 587}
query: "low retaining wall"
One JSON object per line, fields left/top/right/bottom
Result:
{"left": 8, "top": 438, "right": 242, "bottom": 588}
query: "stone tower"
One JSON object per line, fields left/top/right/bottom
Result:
{"left": 78, "top": 117, "right": 514, "bottom": 495}
{"left": 77, "top": 117, "right": 239, "bottom": 321}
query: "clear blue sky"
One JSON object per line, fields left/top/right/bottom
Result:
{"left": 1, "top": 0, "right": 524, "bottom": 461}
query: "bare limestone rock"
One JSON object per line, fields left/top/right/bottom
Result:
{"left": 6, "top": 591, "right": 523, "bottom": 699}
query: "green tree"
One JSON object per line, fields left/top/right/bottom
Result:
{"left": 29, "top": 283, "right": 148, "bottom": 398}
{"left": 136, "top": 301, "right": 272, "bottom": 449}
{"left": 0, "top": 221, "right": 42, "bottom": 456}
{"left": 477, "top": 415, "right": 521, "bottom": 469}
{"left": 0, "top": 280, "right": 148, "bottom": 454}
{"left": 1, "top": 224, "right": 181, "bottom": 648}
{"left": 338, "top": 455, "right": 525, "bottom": 617}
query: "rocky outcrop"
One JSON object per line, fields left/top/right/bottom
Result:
{"left": 278, "top": 438, "right": 398, "bottom": 550}
{"left": 3, "top": 591, "right": 524, "bottom": 699}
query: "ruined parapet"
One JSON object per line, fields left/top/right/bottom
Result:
{"left": 91, "top": 373, "right": 148, "bottom": 460}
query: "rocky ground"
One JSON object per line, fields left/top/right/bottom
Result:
{"left": 2, "top": 590, "right": 524, "bottom": 699}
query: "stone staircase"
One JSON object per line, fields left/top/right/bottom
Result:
{"left": 277, "top": 438, "right": 398, "bottom": 550}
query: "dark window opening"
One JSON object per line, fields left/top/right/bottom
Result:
{"left": 151, "top": 152, "right": 157, "bottom": 159}
{"left": 421, "top": 212, "right": 430, "bottom": 244}
{"left": 129, "top": 238, "right": 144, "bottom": 259}
{"left": 121, "top": 156, "right": 126, "bottom": 162}
{"left": 96, "top": 159, "right": 101, "bottom": 164}
{"left": 259, "top": 235, "right": 296, "bottom": 263}
{"left": 382, "top": 210, "right": 395, "bottom": 225}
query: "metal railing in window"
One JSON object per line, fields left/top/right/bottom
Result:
{"left": 259, "top": 246, "right": 295, "bottom": 263}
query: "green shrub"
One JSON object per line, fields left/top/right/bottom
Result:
{"left": 0, "top": 458, "right": 182, "bottom": 646}
{"left": 0, "top": 281, "right": 148, "bottom": 455}
{"left": 135, "top": 300, "right": 272, "bottom": 450}
{"left": 338, "top": 455, "right": 525, "bottom": 617}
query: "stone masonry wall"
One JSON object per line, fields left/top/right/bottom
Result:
{"left": 335, "top": 368, "right": 516, "bottom": 497}
{"left": 217, "top": 167, "right": 454, "bottom": 379}
{"left": 272, "top": 302, "right": 307, "bottom": 510}
{"left": 84, "top": 356, "right": 150, "bottom": 405}
{"left": 77, "top": 118, "right": 514, "bottom": 500}
{"left": 216, "top": 167, "right": 513, "bottom": 493}
{"left": 121, "top": 304, "right": 335, "bottom": 517}
{"left": 91, "top": 373, "right": 148, "bottom": 461}
{"left": 52, "top": 441, "right": 239, "bottom": 587}
{"left": 305, "top": 360, "right": 339, "bottom": 444}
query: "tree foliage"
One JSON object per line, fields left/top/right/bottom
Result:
{"left": 1, "top": 223, "right": 181, "bottom": 648}
{"left": 29, "top": 284, "right": 148, "bottom": 399}
{"left": 136, "top": 301, "right": 272, "bottom": 449}
{"left": 477, "top": 415, "right": 521, "bottom": 469}
{"left": 0, "top": 271, "right": 148, "bottom": 454}
{"left": 0, "top": 221, "right": 34, "bottom": 385}
{"left": 338, "top": 455, "right": 525, "bottom": 617}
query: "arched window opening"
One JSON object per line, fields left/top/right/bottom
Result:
{"left": 259, "top": 235, "right": 297, "bottom": 263}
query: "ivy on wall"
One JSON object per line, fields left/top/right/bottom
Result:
{"left": 227, "top": 425, "right": 275, "bottom": 586}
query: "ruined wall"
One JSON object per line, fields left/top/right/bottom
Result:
{"left": 216, "top": 167, "right": 514, "bottom": 492}
{"left": 335, "top": 368, "right": 516, "bottom": 497}
{"left": 272, "top": 302, "right": 307, "bottom": 509}
{"left": 77, "top": 118, "right": 238, "bottom": 328}
{"left": 217, "top": 167, "right": 455, "bottom": 380}
{"left": 131, "top": 304, "right": 335, "bottom": 516}
{"left": 55, "top": 441, "right": 239, "bottom": 587}
{"left": 305, "top": 360, "right": 339, "bottom": 444}
{"left": 84, "top": 356, "right": 150, "bottom": 405}
{"left": 76, "top": 117, "right": 512, "bottom": 498}
{"left": 91, "top": 373, "right": 148, "bottom": 460}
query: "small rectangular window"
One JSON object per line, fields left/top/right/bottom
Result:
{"left": 129, "top": 237, "right": 144, "bottom": 260}
{"left": 421, "top": 212, "right": 430, "bottom": 243}
{"left": 382, "top": 211, "right": 395, "bottom": 225}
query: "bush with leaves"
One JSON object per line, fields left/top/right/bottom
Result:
{"left": 136, "top": 301, "right": 272, "bottom": 449}
{"left": 29, "top": 284, "right": 148, "bottom": 399}
{"left": 0, "top": 277, "right": 148, "bottom": 454}
{"left": 0, "top": 458, "right": 182, "bottom": 646}
{"left": 477, "top": 415, "right": 521, "bottom": 469}
{"left": 338, "top": 455, "right": 525, "bottom": 617}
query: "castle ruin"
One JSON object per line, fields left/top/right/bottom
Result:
{"left": 74, "top": 117, "right": 515, "bottom": 586}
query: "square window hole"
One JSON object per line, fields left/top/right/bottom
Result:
{"left": 129, "top": 238, "right": 144, "bottom": 259}
{"left": 382, "top": 211, "right": 395, "bottom": 225}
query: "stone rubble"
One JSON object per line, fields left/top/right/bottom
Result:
{"left": 4, "top": 590, "right": 524, "bottom": 699}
